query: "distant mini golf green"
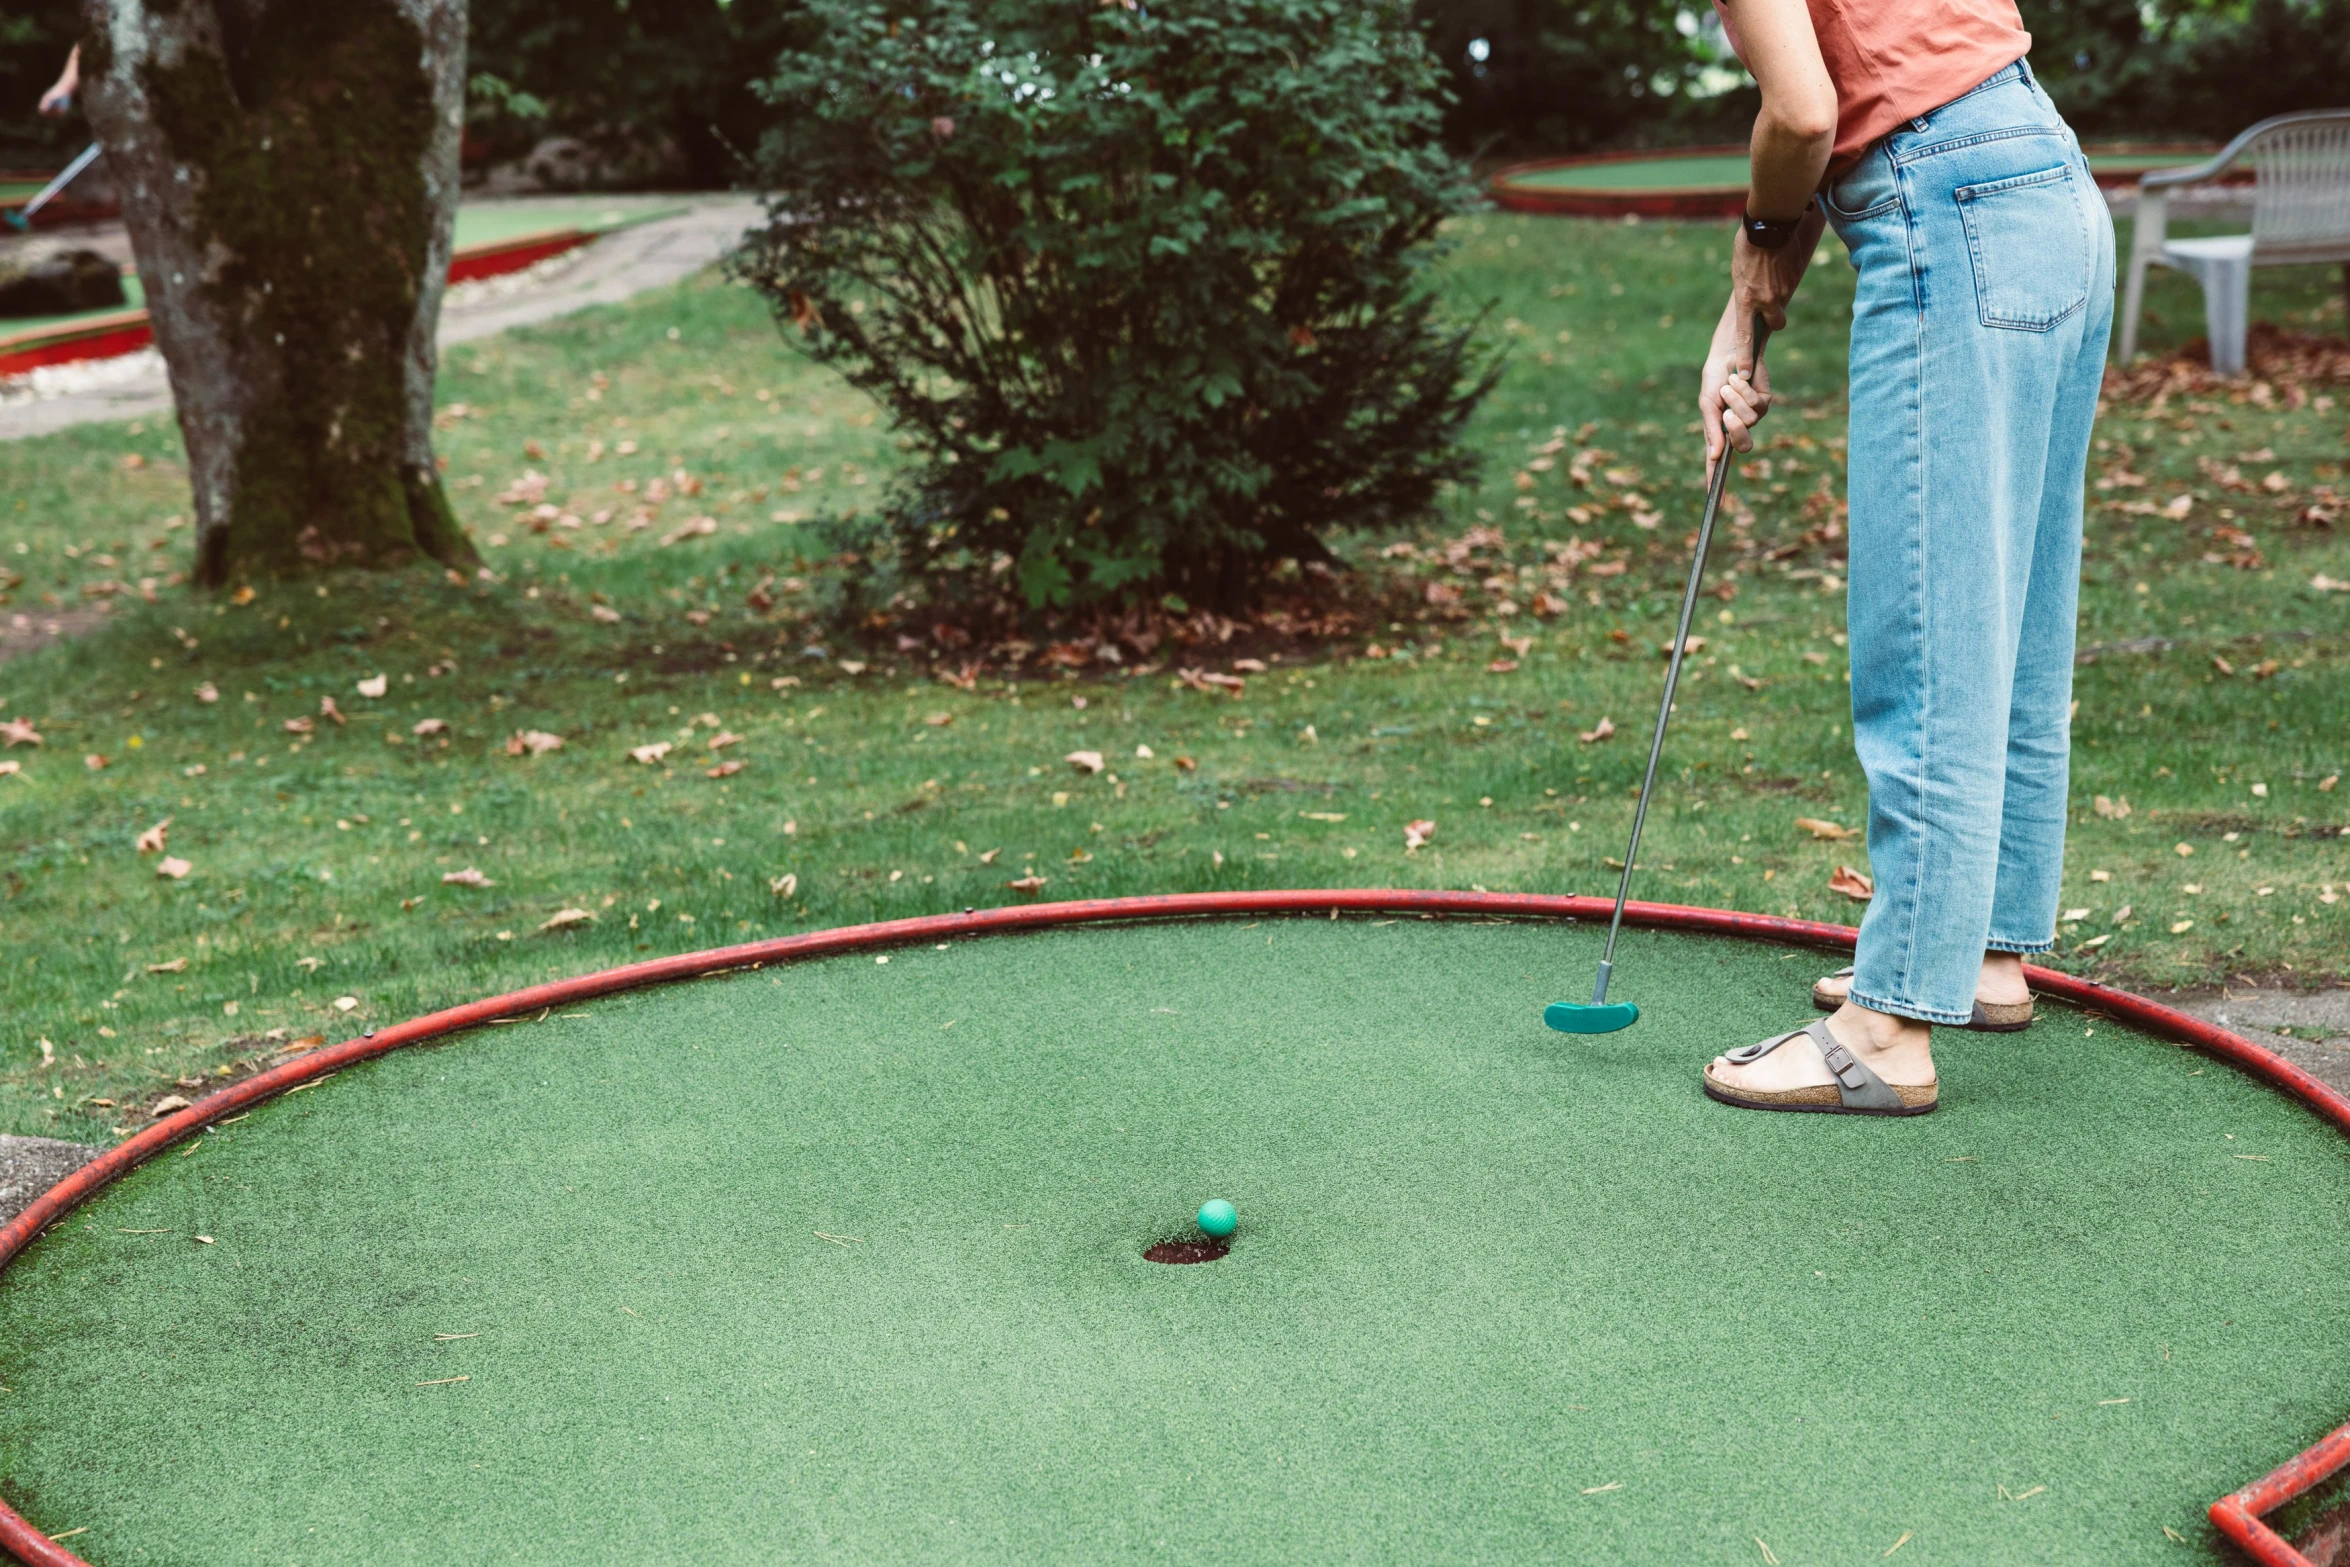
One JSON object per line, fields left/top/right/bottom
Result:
{"left": 0, "top": 899, "right": 2345, "bottom": 1564}
{"left": 1488, "top": 144, "right": 2214, "bottom": 218}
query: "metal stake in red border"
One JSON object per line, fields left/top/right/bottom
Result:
{"left": 0, "top": 891, "right": 2341, "bottom": 1567}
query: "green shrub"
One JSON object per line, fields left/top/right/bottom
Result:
{"left": 739, "top": 0, "right": 1499, "bottom": 613}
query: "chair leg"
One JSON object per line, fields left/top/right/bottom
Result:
{"left": 2119, "top": 189, "right": 2167, "bottom": 362}
{"left": 2119, "top": 248, "right": 2151, "bottom": 361}
{"left": 2204, "top": 255, "right": 2250, "bottom": 377}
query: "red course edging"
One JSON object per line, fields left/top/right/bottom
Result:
{"left": 0, "top": 889, "right": 2342, "bottom": 1566}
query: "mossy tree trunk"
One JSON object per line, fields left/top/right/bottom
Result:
{"left": 79, "top": 0, "right": 477, "bottom": 587}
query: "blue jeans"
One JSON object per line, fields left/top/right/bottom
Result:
{"left": 1818, "top": 60, "right": 2115, "bottom": 1026}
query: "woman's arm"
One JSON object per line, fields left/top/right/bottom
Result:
{"left": 38, "top": 46, "right": 80, "bottom": 116}
{"left": 1701, "top": 0, "right": 1835, "bottom": 467}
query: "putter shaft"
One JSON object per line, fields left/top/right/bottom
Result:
{"left": 7, "top": 143, "right": 101, "bottom": 231}
{"left": 1592, "top": 312, "right": 1774, "bottom": 993}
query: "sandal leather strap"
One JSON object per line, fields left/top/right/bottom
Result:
{"left": 1724, "top": 1019, "right": 1904, "bottom": 1110}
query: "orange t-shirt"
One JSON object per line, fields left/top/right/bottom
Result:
{"left": 1714, "top": 0, "right": 2032, "bottom": 173}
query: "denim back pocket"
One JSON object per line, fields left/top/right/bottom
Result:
{"left": 1954, "top": 164, "right": 2091, "bottom": 331}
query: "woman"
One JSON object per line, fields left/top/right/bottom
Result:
{"left": 1697, "top": 0, "right": 2115, "bottom": 1114}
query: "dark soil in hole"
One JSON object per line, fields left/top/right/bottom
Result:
{"left": 1143, "top": 1238, "right": 1230, "bottom": 1265}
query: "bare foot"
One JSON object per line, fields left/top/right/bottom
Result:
{"left": 1816, "top": 953, "right": 2032, "bottom": 1010}
{"left": 1707, "top": 1003, "right": 1937, "bottom": 1096}
{"left": 1975, "top": 951, "right": 2030, "bottom": 1007}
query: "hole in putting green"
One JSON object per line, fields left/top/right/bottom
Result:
{"left": 1143, "top": 1238, "right": 1229, "bottom": 1265}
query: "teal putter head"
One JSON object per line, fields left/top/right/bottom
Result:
{"left": 1544, "top": 961, "right": 1639, "bottom": 1034}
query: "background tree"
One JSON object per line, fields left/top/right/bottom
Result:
{"left": 1404, "top": 0, "right": 2350, "bottom": 157}
{"left": 1412, "top": 0, "right": 1749, "bottom": 158}
{"left": 76, "top": 0, "right": 475, "bottom": 586}
{"left": 464, "top": 0, "right": 808, "bottom": 188}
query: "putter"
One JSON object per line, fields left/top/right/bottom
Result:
{"left": 1546, "top": 311, "right": 1774, "bottom": 1035}
{"left": 4, "top": 142, "right": 102, "bottom": 234}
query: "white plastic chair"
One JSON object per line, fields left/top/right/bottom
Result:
{"left": 2118, "top": 109, "right": 2350, "bottom": 375}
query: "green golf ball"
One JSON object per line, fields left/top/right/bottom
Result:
{"left": 1197, "top": 1198, "right": 1238, "bottom": 1239}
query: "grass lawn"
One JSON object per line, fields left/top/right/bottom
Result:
{"left": 1, "top": 211, "right": 2345, "bottom": 1145}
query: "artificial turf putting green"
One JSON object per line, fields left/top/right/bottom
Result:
{"left": 1, "top": 916, "right": 2345, "bottom": 1564}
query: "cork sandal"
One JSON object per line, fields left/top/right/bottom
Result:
{"left": 1702, "top": 1019, "right": 1939, "bottom": 1117}
{"left": 1810, "top": 967, "right": 2033, "bottom": 1032}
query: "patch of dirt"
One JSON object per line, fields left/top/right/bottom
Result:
{"left": 2297, "top": 1500, "right": 2350, "bottom": 1567}
{"left": 2104, "top": 324, "right": 2350, "bottom": 405}
{"left": 0, "top": 1135, "right": 103, "bottom": 1226}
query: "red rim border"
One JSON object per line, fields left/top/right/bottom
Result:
{"left": 1, "top": 889, "right": 2342, "bottom": 1567}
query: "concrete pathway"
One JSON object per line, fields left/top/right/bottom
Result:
{"left": 2171, "top": 986, "right": 2350, "bottom": 1099}
{"left": 0, "top": 1135, "right": 102, "bottom": 1227}
{"left": 0, "top": 195, "right": 761, "bottom": 443}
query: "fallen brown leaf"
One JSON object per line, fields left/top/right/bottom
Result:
{"left": 629, "top": 742, "right": 672, "bottom": 765}
{"left": 84, "top": 752, "right": 109, "bottom": 770}
{"left": 1578, "top": 717, "right": 1616, "bottom": 744}
{"left": 707, "top": 731, "right": 743, "bottom": 751}
{"left": 149, "top": 1094, "right": 193, "bottom": 1117}
{"left": 659, "top": 516, "right": 719, "bottom": 547}
{"left": 136, "top": 817, "right": 172, "bottom": 854}
{"left": 155, "top": 855, "right": 192, "bottom": 880}
{"left": 442, "top": 867, "right": 495, "bottom": 888}
{"left": 924, "top": 712, "right": 954, "bottom": 727}
{"left": 319, "top": 696, "right": 346, "bottom": 726}
{"left": 506, "top": 730, "right": 564, "bottom": 757}
{"left": 145, "top": 957, "right": 188, "bottom": 974}
{"left": 284, "top": 716, "right": 315, "bottom": 734}
{"left": 706, "top": 759, "right": 745, "bottom": 778}
{"left": 1175, "top": 667, "right": 1245, "bottom": 696}
{"left": 1487, "top": 659, "right": 1520, "bottom": 674}
{"left": 1231, "top": 658, "right": 1268, "bottom": 673}
{"left": 769, "top": 873, "right": 798, "bottom": 899}
{"left": 1404, "top": 818, "right": 1436, "bottom": 852}
{"left": 357, "top": 674, "right": 388, "bottom": 699}
{"left": 1794, "top": 817, "right": 1854, "bottom": 841}
{"left": 2093, "top": 794, "right": 2132, "bottom": 819}
{"left": 194, "top": 683, "right": 219, "bottom": 705}
{"left": 1829, "top": 865, "right": 1875, "bottom": 901}
{"left": 412, "top": 718, "right": 449, "bottom": 737}
{"left": 978, "top": 847, "right": 1002, "bottom": 864}
{"left": 538, "top": 908, "right": 595, "bottom": 932}
{"left": 1007, "top": 874, "right": 1048, "bottom": 893}
{"left": 1066, "top": 749, "right": 1105, "bottom": 774}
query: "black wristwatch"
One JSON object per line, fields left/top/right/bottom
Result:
{"left": 1740, "top": 200, "right": 1811, "bottom": 251}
